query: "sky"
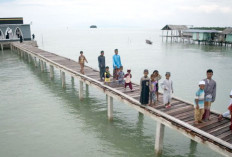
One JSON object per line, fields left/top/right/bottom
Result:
{"left": 0, "top": 0, "right": 232, "bottom": 29}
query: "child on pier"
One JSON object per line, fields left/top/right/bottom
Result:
{"left": 140, "top": 69, "right": 151, "bottom": 105}
{"left": 161, "top": 72, "right": 173, "bottom": 108}
{"left": 218, "top": 90, "right": 232, "bottom": 130}
{"left": 124, "top": 69, "right": 133, "bottom": 91}
{"left": 78, "top": 51, "right": 88, "bottom": 74}
{"left": 150, "top": 74, "right": 158, "bottom": 106}
{"left": 153, "top": 70, "right": 162, "bottom": 101}
{"left": 104, "top": 66, "right": 111, "bottom": 85}
{"left": 194, "top": 81, "right": 205, "bottom": 125}
{"left": 117, "top": 66, "right": 125, "bottom": 86}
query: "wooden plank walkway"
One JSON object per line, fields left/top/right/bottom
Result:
{"left": 10, "top": 42, "right": 232, "bottom": 156}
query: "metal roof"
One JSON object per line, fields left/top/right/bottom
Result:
{"left": 183, "top": 29, "right": 221, "bottom": 33}
{"left": 222, "top": 28, "right": 232, "bottom": 34}
{"left": 161, "top": 25, "right": 188, "bottom": 30}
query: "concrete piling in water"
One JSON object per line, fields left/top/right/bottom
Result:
{"left": 40, "top": 60, "right": 44, "bottom": 72}
{"left": 107, "top": 96, "right": 113, "bottom": 121}
{"left": 155, "top": 122, "right": 165, "bottom": 155}
{"left": 50, "top": 65, "right": 54, "bottom": 79}
{"left": 34, "top": 57, "right": 37, "bottom": 67}
{"left": 28, "top": 54, "right": 31, "bottom": 63}
{"left": 1, "top": 44, "right": 3, "bottom": 53}
{"left": 71, "top": 76, "right": 74, "bottom": 85}
{"left": 79, "top": 80, "right": 83, "bottom": 100}
{"left": 61, "top": 71, "right": 66, "bottom": 88}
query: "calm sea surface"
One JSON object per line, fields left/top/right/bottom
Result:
{"left": 1, "top": 28, "right": 232, "bottom": 157}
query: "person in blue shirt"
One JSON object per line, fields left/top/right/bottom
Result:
{"left": 113, "top": 49, "right": 122, "bottom": 79}
{"left": 194, "top": 81, "right": 205, "bottom": 125}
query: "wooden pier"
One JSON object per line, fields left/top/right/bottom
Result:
{"left": 9, "top": 41, "right": 232, "bottom": 156}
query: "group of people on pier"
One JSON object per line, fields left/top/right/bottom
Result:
{"left": 78, "top": 50, "right": 232, "bottom": 130}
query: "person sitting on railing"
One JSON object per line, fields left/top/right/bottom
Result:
{"left": 218, "top": 89, "right": 232, "bottom": 131}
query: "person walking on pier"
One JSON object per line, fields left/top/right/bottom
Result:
{"left": 194, "top": 81, "right": 205, "bottom": 125}
{"left": 98, "top": 51, "right": 105, "bottom": 81}
{"left": 161, "top": 72, "right": 173, "bottom": 108}
{"left": 79, "top": 51, "right": 88, "bottom": 74}
{"left": 32, "top": 34, "right": 35, "bottom": 40}
{"left": 140, "top": 69, "right": 151, "bottom": 105}
{"left": 113, "top": 49, "right": 122, "bottom": 79}
{"left": 20, "top": 35, "right": 23, "bottom": 43}
{"left": 153, "top": 70, "right": 162, "bottom": 101}
{"left": 203, "top": 69, "right": 216, "bottom": 121}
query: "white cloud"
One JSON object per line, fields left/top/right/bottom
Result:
{"left": 0, "top": 0, "right": 232, "bottom": 29}
{"left": 179, "top": 4, "right": 232, "bottom": 14}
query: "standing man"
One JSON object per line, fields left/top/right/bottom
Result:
{"left": 203, "top": 69, "right": 216, "bottom": 121}
{"left": 98, "top": 51, "right": 105, "bottom": 81}
{"left": 113, "top": 49, "right": 122, "bottom": 79}
{"left": 20, "top": 35, "right": 23, "bottom": 43}
{"left": 32, "top": 34, "right": 35, "bottom": 40}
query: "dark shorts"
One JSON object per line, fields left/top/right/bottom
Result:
{"left": 156, "top": 83, "right": 159, "bottom": 92}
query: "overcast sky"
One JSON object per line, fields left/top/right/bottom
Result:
{"left": 0, "top": 0, "right": 232, "bottom": 29}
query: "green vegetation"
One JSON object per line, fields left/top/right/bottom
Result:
{"left": 190, "top": 27, "right": 226, "bottom": 31}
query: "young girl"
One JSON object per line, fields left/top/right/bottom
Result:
{"left": 104, "top": 66, "right": 111, "bottom": 85}
{"left": 79, "top": 51, "right": 88, "bottom": 74}
{"left": 153, "top": 70, "right": 162, "bottom": 101}
{"left": 118, "top": 66, "right": 125, "bottom": 86}
{"left": 150, "top": 74, "right": 158, "bottom": 106}
{"left": 124, "top": 69, "right": 133, "bottom": 91}
{"left": 140, "top": 69, "right": 151, "bottom": 105}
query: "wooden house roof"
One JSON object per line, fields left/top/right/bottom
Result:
{"left": 161, "top": 25, "right": 188, "bottom": 30}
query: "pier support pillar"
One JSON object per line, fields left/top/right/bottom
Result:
{"left": 1, "top": 44, "right": 3, "bottom": 53}
{"left": 61, "top": 71, "right": 66, "bottom": 88}
{"left": 71, "top": 76, "right": 74, "bottom": 84}
{"left": 86, "top": 84, "right": 89, "bottom": 91}
{"left": 28, "top": 54, "right": 31, "bottom": 63}
{"left": 155, "top": 122, "right": 165, "bottom": 155}
{"left": 107, "top": 96, "right": 113, "bottom": 121}
{"left": 34, "top": 57, "right": 37, "bottom": 67}
{"left": 43, "top": 62, "right": 46, "bottom": 69}
{"left": 50, "top": 65, "right": 54, "bottom": 79}
{"left": 79, "top": 80, "right": 83, "bottom": 100}
{"left": 40, "top": 60, "right": 44, "bottom": 72}
{"left": 20, "top": 50, "right": 23, "bottom": 58}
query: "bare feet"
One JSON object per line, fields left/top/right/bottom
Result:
{"left": 218, "top": 115, "right": 223, "bottom": 121}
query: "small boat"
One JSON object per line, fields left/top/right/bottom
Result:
{"left": 146, "top": 40, "right": 152, "bottom": 45}
{"left": 90, "top": 25, "right": 97, "bottom": 28}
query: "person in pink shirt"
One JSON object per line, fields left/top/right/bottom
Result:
{"left": 124, "top": 69, "right": 133, "bottom": 91}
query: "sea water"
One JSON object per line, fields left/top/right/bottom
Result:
{"left": 1, "top": 28, "right": 232, "bottom": 157}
